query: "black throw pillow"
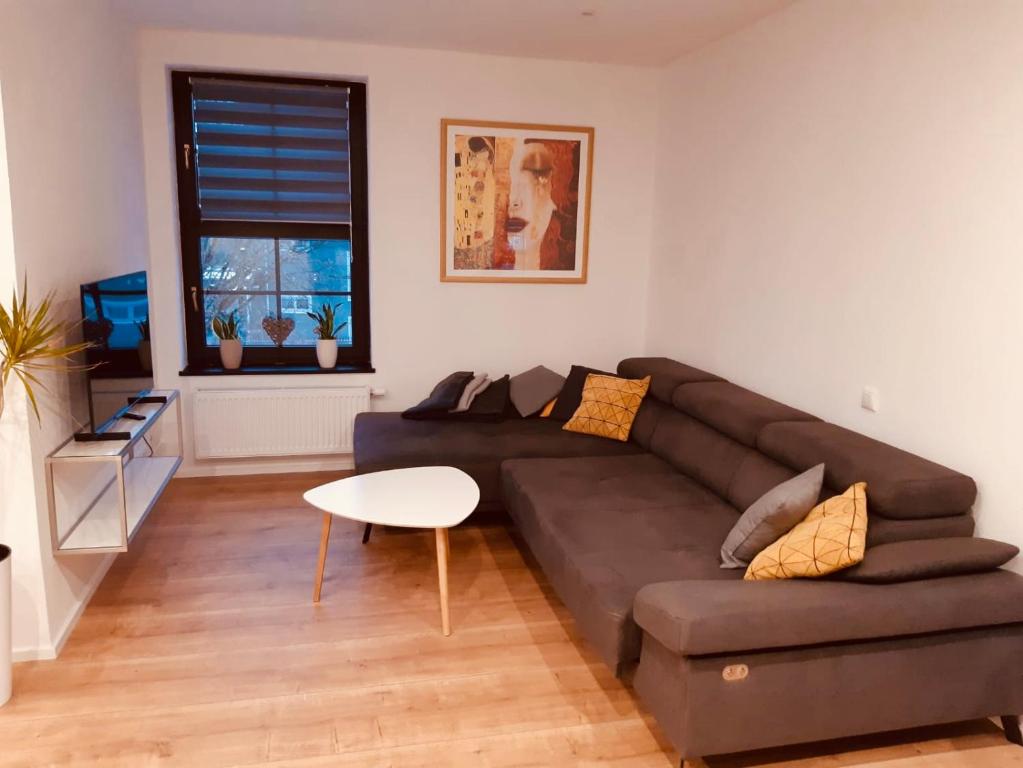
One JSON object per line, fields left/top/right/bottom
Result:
{"left": 459, "top": 375, "right": 513, "bottom": 422}
{"left": 548, "top": 365, "right": 614, "bottom": 422}
{"left": 402, "top": 371, "right": 474, "bottom": 420}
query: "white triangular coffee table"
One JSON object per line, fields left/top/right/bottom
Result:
{"left": 304, "top": 466, "right": 480, "bottom": 636}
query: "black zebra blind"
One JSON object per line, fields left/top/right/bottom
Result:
{"left": 190, "top": 77, "right": 351, "bottom": 223}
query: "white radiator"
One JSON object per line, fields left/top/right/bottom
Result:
{"left": 193, "top": 387, "right": 370, "bottom": 459}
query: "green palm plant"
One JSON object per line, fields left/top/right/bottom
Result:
{"left": 306, "top": 303, "right": 347, "bottom": 340}
{"left": 0, "top": 279, "right": 93, "bottom": 422}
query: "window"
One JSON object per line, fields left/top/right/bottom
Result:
{"left": 171, "top": 72, "right": 370, "bottom": 371}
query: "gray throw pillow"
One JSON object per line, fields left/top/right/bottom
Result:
{"left": 451, "top": 375, "right": 490, "bottom": 413}
{"left": 832, "top": 537, "right": 1019, "bottom": 584}
{"left": 509, "top": 365, "right": 566, "bottom": 417}
{"left": 720, "top": 463, "right": 825, "bottom": 568}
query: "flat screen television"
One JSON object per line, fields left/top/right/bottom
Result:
{"left": 80, "top": 271, "right": 154, "bottom": 431}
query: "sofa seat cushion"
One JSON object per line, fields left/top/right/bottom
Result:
{"left": 501, "top": 454, "right": 741, "bottom": 668}
{"left": 354, "top": 412, "right": 642, "bottom": 508}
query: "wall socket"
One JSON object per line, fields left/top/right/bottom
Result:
{"left": 861, "top": 386, "right": 880, "bottom": 413}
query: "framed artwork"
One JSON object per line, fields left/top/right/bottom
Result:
{"left": 440, "top": 119, "right": 594, "bottom": 284}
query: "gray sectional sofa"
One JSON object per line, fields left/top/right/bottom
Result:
{"left": 353, "top": 357, "right": 1023, "bottom": 762}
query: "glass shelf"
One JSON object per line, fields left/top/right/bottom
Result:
{"left": 46, "top": 390, "right": 183, "bottom": 555}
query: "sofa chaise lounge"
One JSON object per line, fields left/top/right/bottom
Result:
{"left": 353, "top": 357, "right": 1023, "bottom": 763}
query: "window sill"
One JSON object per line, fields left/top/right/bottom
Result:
{"left": 179, "top": 364, "right": 375, "bottom": 377}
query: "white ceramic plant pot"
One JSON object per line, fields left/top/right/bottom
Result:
{"left": 137, "top": 340, "right": 152, "bottom": 372}
{"left": 0, "top": 545, "right": 11, "bottom": 708}
{"left": 316, "top": 339, "right": 338, "bottom": 369}
{"left": 219, "top": 339, "right": 243, "bottom": 370}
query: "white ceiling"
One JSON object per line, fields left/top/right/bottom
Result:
{"left": 110, "top": 0, "right": 794, "bottom": 66}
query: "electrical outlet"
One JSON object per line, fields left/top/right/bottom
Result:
{"left": 861, "top": 386, "right": 880, "bottom": 413}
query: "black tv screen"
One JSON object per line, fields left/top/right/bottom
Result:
{"left": 81, "top": 270, "right": 151, "bottom": 377}
{"left": 79, "top": 271, "right": 154, "bottom": 431}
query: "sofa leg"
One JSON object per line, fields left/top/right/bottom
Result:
{"left": 362, "top": 523, "right": 372, "bottom": 544}
{"left": 1003, "top": 715, "right": 1023, "bottom": 746}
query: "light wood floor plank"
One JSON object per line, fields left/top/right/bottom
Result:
{"left": 3, "top": 472, "right": 1019, "bottom": 767}
{"left": 0, "top": 667, "right": 654, "bottom": 766}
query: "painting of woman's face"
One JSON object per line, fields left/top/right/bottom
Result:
{"left": 506, "top": 142, "right": 556, "bottom": 267}
{"left": 445, "top": 121, "right": 592, "bottom": 283}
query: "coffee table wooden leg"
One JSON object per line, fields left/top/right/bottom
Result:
{"left": 435, "top": 527, "right": 451, "bottom": 636}
{"left": 313, "top": 513, "right": 332, "bottom": 603}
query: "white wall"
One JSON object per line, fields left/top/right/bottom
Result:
{"left": 136, "top": 29, "right": 659, "bottom": 476}
{"left": 646, "top": 0, "right": 1023, "bottom": 568}
{"left": 0, "top": 0, "right": 150, "bottom": 657}
{"left": 0, "top": 80, "right": 51, "bottom": 657}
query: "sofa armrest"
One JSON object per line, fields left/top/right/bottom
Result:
{"left": 634, "top": 569, "right": 1023, "bottom": 657}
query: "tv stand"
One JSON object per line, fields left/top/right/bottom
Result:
{"left": 72, "top": 392, "right": 168, "bottom": 441}
{"left": 45, "top": 390, "right": 182, "bottom": 554}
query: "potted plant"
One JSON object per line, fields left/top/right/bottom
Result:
{"left": 0, "top": 544, "right": 9, "bottom": 707}
{"left": 135, "top": 318, "right": 152, "bottom": 372}
{"left": 211, "top": 311, "right": 243, "bottom": 370}
{"left": 307, "top": 303, "right": 347, "bottom": 369}
{"left": 1, "top": 279, "right": 92, "bottom": 707}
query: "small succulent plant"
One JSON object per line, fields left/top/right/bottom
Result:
{"left": 306, "top": 303, "right": 347, "bottom": 341}
{"left": 211, "top": 311, "right": 241, "bottom": 341}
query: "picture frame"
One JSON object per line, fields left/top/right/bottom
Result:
{"left": 440, "top": 118, "right": 594, "bottom": 284}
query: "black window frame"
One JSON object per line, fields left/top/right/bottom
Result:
{"left": 170, "top": 70, "right": 371, "bottom": 372}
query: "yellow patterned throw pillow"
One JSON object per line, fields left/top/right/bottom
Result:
{"left": 745, "top": 482, "right": 868, "bottom": 581}
{"left": 563, "top": 374, "right": 650, "bottom": 442}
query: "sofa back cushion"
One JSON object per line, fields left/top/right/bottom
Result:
{"left": 649, "top": 409, "right": 750, "bottom": 499}
{"left": 672, "top": 381, "right": 818, "bottom": 447}
{"left": 630, "top": 375, "right": 812, "bottom": 507}
{"left": 629, "top": 397, "right": 668, "bottom": 451}
{"left": 758, "top": 421, "right": 976, "bottom": 519}
{"left": 618, "top": 358, "right": 977, "bottom": 524}
{"left": 726, "top": 451, "right": 801, "bottom": 512}
{"left": 645, "top": 407, "right": 804, "bottom": 509}
{"left": 618, "top": 357, "right": 721, "bottom": 403}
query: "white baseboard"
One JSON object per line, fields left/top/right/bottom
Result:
{"left": 12, "top": 553, "right": 116, "bottom": 662}
{"left": 11, "top": 646, "right": 52, "bottom": 662}
{"left": 175, "top": 454, "right": 354, "bottom": 478}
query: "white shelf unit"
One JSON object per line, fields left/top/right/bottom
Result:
{"left": 46, "top": 390, "right": 183, "bottom": 555}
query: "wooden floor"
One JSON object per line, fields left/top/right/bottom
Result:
{"left": 3, "top": 472, "right": 1020, "bottom": 767}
